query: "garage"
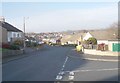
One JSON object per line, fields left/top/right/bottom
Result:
{"left": 108, "top": 39, "right": 120, "bottom": 52}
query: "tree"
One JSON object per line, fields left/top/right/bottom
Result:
{"left": 87, "top": 37, "right": 97, "bottom": 45}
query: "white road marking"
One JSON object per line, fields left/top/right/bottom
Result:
{"left": 56, "top": 56, "right": 69, "bottom": 80}
{"left": 56, "top": 75, "right": 62, "bottom": 80}
{"left": 69, "top": 72, "right": 75, "bottom": 80}
{"left": 61, "top": 56, "right": 68, "bottom": 71}
{"left": 83, "top": 58, "right": 119, "bottom": 62}
{"left": 69, "top": 75, "right": 74, "bottom": 80}
{"left": 64, "top": 68, "right": 119, "bottom": 73}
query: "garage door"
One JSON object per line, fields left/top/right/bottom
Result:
{"left": 112, "top": 43, "right": 120, "bottom": 52}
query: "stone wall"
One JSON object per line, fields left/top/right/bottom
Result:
{"left": 2, "top": 49, "right": 24, "bottom": 58}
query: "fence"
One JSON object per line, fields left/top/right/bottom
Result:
{"left": 84, "top": 45, "right": 97, "bottom": 49}
{"left": 84, "top": 44, "right": 108, "bottom": 51}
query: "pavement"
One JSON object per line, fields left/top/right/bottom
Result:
{"left": 84, "top": 49, "right": 119, "bottom": 56}
{"left": 70, "top": 48, "right": 119, "bottom": 62}
{"left": 2, "top": 46, "right": 43, "bottom": 64}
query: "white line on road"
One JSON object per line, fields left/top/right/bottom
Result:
{"left": 61, "top": 56, "right": 68, "bottom": 71}
{"left": 64, "top": 68, "right": 119, "bottom": 73}
{"left": 83, "top": 58, "right": 119, "bottom": 62}
{"left": 56, "top": 56, "right": 69, "bottom": 80}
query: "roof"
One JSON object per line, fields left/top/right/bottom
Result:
{"left": 61, "top": 32, "right": 85, "bottom": 43}
{"left": 0, "top": 21, "right": 22, "bottom": 32}
{"left": 89, "top": 30, "right": 117, "bottom": 40}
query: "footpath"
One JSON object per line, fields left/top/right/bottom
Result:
{"left": 84, "top": 49, "right": 119, "bottom": 56}
{"left": 70, "top": 49, "right": 119, "bottom": 62}
{"left": 2, "top": 46, "right": 43, "bottom": 64}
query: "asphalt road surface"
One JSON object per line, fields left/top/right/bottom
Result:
{"left": 2, "top": 45, "right": 119, "bottom": 81}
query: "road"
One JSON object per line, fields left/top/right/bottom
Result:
{"left": 2, "top": 45, "right": 119, "bottom": 81}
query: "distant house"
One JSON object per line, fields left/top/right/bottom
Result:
{"left": 61, "top": 32, "right": 85, "bottom": 45}
{"left": 25, "top": 36, "right": 37, "bottom": 43}
{"left": 0, "top": 17, "right": 24, "bottom": 43}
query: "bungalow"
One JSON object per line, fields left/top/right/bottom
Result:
{"left": 83, "top": 30, "right": 117, "bottom": 45}
{"left": 83, "top": 30, "right": 119, "bottom": 51}
{"left": 0, "top": 17, "right": 24, "bottom": 43}
{"left": 61, "top": 32, "right": 85, "bottom": 45}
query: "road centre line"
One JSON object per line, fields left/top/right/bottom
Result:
{"left": 56, "top": 56, "right": 69, "bottom": 80}
{"left": 61, "top": 56, "right": 68, "bottom": 71}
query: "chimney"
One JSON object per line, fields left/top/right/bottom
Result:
{"left": 0, "top": 16, "right": 5, "bottom": 22}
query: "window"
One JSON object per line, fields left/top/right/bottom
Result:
{"left": 13, "top": 33, "right": 16, "bottom": 37}
{"left": 17, "top": 34, "right": 19, "bottom": 37}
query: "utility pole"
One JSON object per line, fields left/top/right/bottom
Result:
{"left": 23, "top": 17, "right": 26, "bottom": 50}
{"left": 23, "top": 17, "right": 29, "bottom": 50}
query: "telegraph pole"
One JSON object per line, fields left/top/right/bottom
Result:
{"left": 23, "top": 17, "right": 26, "bottom": 49}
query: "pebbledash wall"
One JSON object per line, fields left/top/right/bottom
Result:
{"left": 0, "top": 26, "right": 7, "bottom": 43}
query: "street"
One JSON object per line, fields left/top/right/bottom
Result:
{"left": 2, "top": 45, "right": 119, "bottom": 81}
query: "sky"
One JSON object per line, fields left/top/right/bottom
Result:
{"left": 1, "top": 1, "right": 118, "bottom": 33}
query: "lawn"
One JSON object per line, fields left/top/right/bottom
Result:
{"left": 0, "top": 48, "right": 9, "bottom": 52}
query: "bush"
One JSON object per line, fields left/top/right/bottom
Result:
{"left": 9, "top": 45, "right": 20, "bottom": 50}
{"left": 2, "top": 43, "right": 10, "bottom": 49}
{"left": 25, "top": 41, "right": 38, "bottom": 47}
{"left": 25, "top": 41, "right": 31, "bottom": 47}
{"left": 2, "top": 43, "right": 20, "bottom": 50}
{"left": 87, "top": 37, "right": 97, "bottom": 45}
{"left": 13, "top": 40, "right": 24, "bottom": 46}
{"left": 32, "top": 42, "right": 38, "bottom": 47}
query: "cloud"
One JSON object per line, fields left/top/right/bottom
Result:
{"left": 6, "top": 4, "right": 118, "bottom": 32}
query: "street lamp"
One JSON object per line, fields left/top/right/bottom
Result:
{"left": 23, "top": 17, "right": 29, "bottom": 50}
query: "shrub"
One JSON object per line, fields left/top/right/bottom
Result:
{"left": 2, "top": 43, "right": 10, "bottom": 49}
{"left": 13, "top": 40, "right": 24, "bottom": 46}
{"left": 2, "top": 43, "right": 20, "bottom": 50}
{"left": 32, "top": 42, "right": 38, "bottom": 47}
{"left": 25, "top": 41, "right": 31, "bottom": 47}
{"left": 87, "top": 37, "right": 97, "bottom": 45}
{"left": 9, "top": 45, "right": 20, "bottom": 50}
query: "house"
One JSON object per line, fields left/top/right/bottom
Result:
{"left": 0, "top": 25, "right": 7, "bottom": 44}
{"left": 0, "top": 17, "right": 24, "bottom": 43}
{"left": 83, "top": 29, "right": 120, "bottom": 51}
{"left": 83, "top": 30, "right": 117, "bottom": 45}
{"left": 61, "top": 32, "right": 85, "bottom": 45}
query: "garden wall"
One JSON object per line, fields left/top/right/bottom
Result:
{"left": 2, "top": 49, "right": 24, "bottom": 58}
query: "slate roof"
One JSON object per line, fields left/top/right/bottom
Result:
{"left": 0, "top": 21, "right": 22, "bottom": 32}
